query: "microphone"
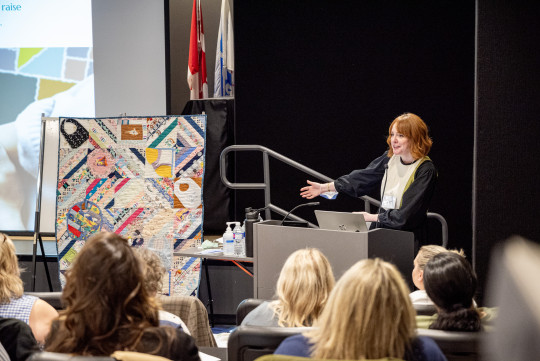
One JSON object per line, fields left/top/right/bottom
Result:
{"left": 376, "top": 164, "right": 389, "bottom": 229}
{"left": 280, "top": 202, "right": 320, "bottom": 226}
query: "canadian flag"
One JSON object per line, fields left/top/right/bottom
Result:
{"left": 187, "top": 0, "right": 208, "bottom": 99}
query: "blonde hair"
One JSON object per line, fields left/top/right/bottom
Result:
{"left": 416, "top": 245, "right": 465, "bottom": 271}
{"left": 272, "top": 248, "right": 335, "bottom": 327}
{"left": 0, "top": 233, "right": 24, "bottom": 303}
{"left": 135, "top": 248, "right": 166, "bottom": 295}
{"left": 306, "top": 258, "right": 416, "bottom": 360}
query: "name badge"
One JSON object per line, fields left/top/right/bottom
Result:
{"left": 381, "top": 194, "right": 396, "bottom": 209}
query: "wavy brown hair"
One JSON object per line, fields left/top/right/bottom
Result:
{"left": 45, "top": 232, "right": 162, "bottom": 355}
{"left": 0, "top": 233, "right": 24, "bottom": 303}
{"left": 386, "top": 113, "right": 433, "bottom": 159}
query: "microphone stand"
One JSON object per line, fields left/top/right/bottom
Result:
{"left": 280, "top": 202, "right": 320, "bottom": 226}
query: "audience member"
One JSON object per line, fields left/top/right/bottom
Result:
{"left": 45, "top": 232, "right": 200, "bottom": 361}
{"left": 422, "top": 252, "right": 481, "bottom": 332}
{"left": 0, "top": 233, "right": 58, "bottom": 344}
{"left": 410, "top": 245, "right": 465, "bottom": 306}
{"left": 242, "top": 248, "right": 334, "bottom": 327}
{"left": 135, "top": 247, "right": 191, "bottom": 334}
{"left": 275, "top": 258, "right": 446, "bottom": 360}
{"left": 0, "top": 317, "right": 38, "bottom": 361}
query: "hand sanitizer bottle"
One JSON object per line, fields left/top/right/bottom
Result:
{"left": 223, "top": 222, "right": 235, "bottom": 256}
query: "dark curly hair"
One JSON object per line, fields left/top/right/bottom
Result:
{"left": 424, "top": 252, "right": 481, "bottom": 332}
{"left": 45, "top": 232, "right": 163, "bottom": 355}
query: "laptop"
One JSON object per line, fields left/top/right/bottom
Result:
{"left": 314, "top": 210, "right": 369, "bottom": 232}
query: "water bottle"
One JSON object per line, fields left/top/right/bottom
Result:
{"left": 244, "top": 207, "right": 262, "bottom": 257}
{"left": 223, "top": 222, "right": 235, "bottom": 255}
{"left": 233, "top": 222, "right": 245, "bottom": 257}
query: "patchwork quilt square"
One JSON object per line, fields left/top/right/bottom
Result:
{"left": 147, "top": 117, "right": 178, "bottom": 148}
{"left": 85, "top": 178, "right": 116, "bottom": 209}
{"left": 145, "top": 148, "right": 174, "bottom": 178}
{"left": 116, "top": 148, "right": 145, "bottom": 177}
{"left": 115, "top": 178, "right": 145, "bottom": 208}
{"left": 175, "top": 147, "right": 204, "bottom": 178}
{"left": 87, "top": 148, "right": 116, "bottom": 178}
{"left": 88, "top": 118, "right": 118, "bottom": 149}
{"left": 118, "top": 118, "right": 147, "bottom": 146}
{"left": 176, "top": 116, "right": 205, "bottom": 147}
{"left": 173, "top": 177, "right": 202, "bottom": 209}
{"left": 144, "top": 178, "right": 174, "bottom": 208}
{"left": 60, "top": 118, "right": 89, "bottom": 150}
{"left": 58, "top": 149, "right": 90, "bottom": 181}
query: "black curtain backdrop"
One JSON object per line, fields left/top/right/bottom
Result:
{"left": 182, "top": 99, "right": 235, "bottom": 233}
{"left": 233, "top": 1, "right": 474, "bottom": 255}
{"left": 475, "top": 0, "right": 540, "bottom": 303}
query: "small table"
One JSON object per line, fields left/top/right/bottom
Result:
{"left": 174, "top": 248, "right": 254, "bottom": 326}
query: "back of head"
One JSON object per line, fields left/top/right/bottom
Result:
{"left": 135, "top": 248, "right": 166, "bottom": 295}
{"left": 308, "top": 258, "right": 415, "bottom": 360}
{"left": 274, "top": 248, "right": 335, "bottom": 327}
{"left": 0, "top": 233, "right": 24, "bottom": 302}
{"left": 424, "top": 252, "right": 481, "bottom": 332}
{"left": 416, "top": 245, "right": 465, "bottom": 271}
{"left": 46, "top": 232, "right": 159, "bottom": 355}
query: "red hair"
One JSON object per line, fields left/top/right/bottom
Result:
{"left": 386, "top": 113, "right": 432, "bottom": 159}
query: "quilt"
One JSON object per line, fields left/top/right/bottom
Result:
{"left": 55, "top": 115, "right": 206, "bottom": 296}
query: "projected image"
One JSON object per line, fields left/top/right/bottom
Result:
{"left": 0, "top": 0, "right": 94, "bottom": 231}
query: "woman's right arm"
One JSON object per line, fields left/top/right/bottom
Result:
{"left": 300, "top": 181, "right": 335, "bottom": 199}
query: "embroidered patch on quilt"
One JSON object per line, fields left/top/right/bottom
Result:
{"left": 173, "top": 177, "right": 202, "bottom": 209}
{"left": 56, "top": 116, "right": 206, "bottom": 296}
{"left": 88, "top": 149, "right": 115, "bottom": 178}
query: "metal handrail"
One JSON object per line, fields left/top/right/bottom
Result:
{"left": 220, "top": 145, "right": 448, "bottom": 247}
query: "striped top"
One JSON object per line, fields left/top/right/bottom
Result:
{"left": 0, "top": 294, "right": 38, "bottom": 324}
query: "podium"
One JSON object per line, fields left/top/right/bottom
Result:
{"left": 253, "top": 220, "right": 414, "bottom": 299}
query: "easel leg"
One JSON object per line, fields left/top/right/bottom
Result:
{"left": 31, "top": 233, "right": 38, "bottom": 292}
{"left": 38, "top": 234, "right": 53, "bottom": 291}
{"left": 203, "top": 258, "right": 215, "bottom": 327}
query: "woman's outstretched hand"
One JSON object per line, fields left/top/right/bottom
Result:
{"left": 300, "top": 180, "right": 322, "bottom": 199}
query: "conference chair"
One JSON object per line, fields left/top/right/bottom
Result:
{"left": 413, "top": 303, "right": 437, "bottom": 316}
{"left": 236, "top": 298, "right": 266, "bottom": 325}
{"left": 25, "top": 292, "right": 63, "bottom": 310}
{"left": 228, "top": 326, "right": 311, "bottom": 361}
{"left": 417, "top": 328, "right": 480, "bottom": 361}
{"left": 157, "top": 295, "right": 217, "bottom": 347}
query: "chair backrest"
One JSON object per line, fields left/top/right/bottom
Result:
{"left": 416, "top": 328, "right": 480, "bottom": 361}
{"left": 25, "top": 292, "right": 63, "bottom": 310}
{"left": 236, "top": 298, "right": 267, "bottom": 325}
{"left": 413, "top": 303, "right": 437, "bottom": 316}
{"left": 228, "top": 326, "right": 310, "bottom": 361}
{"left": 157, "top": 295, "right": 216, "bottom": 347}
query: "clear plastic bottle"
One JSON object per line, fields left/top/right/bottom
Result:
{"left": 233, "top": 221, "right": 245, "bottom": 257}
{"left": 223, "top": 222, "right": 235, "bottom": 256}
